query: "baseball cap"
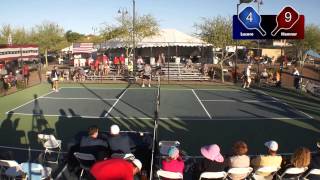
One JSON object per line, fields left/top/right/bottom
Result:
{"left": 264, "top": 140, "right": 278, "bottom": 151}
{"left": 132, "top": 159, "right": 142, "bottom": 171}
{"left": 110, "top": 124, "right": 120, "bottom": 135}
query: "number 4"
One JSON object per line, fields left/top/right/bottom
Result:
{"left": 246, "top": 12, "right": 253, "bottom": 22}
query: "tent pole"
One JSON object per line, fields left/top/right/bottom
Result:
{"left": 168, "top": 44, "right": 170, "bottom": 84}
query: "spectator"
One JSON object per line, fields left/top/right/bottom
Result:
{"left": 22, "top": 62, "right": 30, "bottom": 87}
{"left": 227, "top": 141, "right": 250, "bottom": 180}
{"left": 7, "top": 72, "right": 16, "bottom": 87}
{"left": 194, "top": 144, "right": 225, "bottom": 179}
{"left": 185, "top": 57, "right": 193, "bottom": 71}
{"left": 162, "top": 146, "right": 184, "bottom": 174}
{"left": 114, "top": 56, "right": 120, "bottom": 75}
{"left": 251, "top": 141, "right": 282, "bottom": 176}
{"left": 0, "top": 75, "right": 5, "bottom": 96}
{"left": 137, "top": 56, "right": 144, "bottom": 77}
{"left": 80, "top": 126, "right": 109, "bottom": 160}
{"left": 127, "top": 61, "right": 134, "bottom": 81}
{"left": 51, "top": 66, "right": 60, "bottom": 92}
{"left": 106, "top": 124, "right": 135, "bottom": 155}
{"left": 142, "top": 64, "right": 152, "bottom": 88}
{"left": 90, "top": 158, "right": 142, "bottom": 180}
{"left": 278, "top": 147, "right": 311, "bottom": 178}
{"left": 308, "top": 140, "right": 320, "bottom": 179}
{"left": 120, "top": 53, "right": 126, "bottom": 74}
{"left": 293, "top": 67, "right": 300, "bottom": 89}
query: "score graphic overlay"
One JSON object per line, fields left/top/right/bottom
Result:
{"left": 233, "top": 6, "right": 304, "bottom": 39}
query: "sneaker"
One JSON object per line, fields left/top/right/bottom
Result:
{"left": 142, "top": 84, "right": 145, "bottom": 88}
{"left": 55, "top": 89, "right": 59, "bottom": 92}
{"left": 148, "top": 84, "right": 151, "bottom": 88}
{"left": 52, "top": 88, "right": 56, "bottom": 91}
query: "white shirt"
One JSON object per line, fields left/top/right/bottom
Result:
{"left": 293, "top": 70, "right": 300, "bottom": 76}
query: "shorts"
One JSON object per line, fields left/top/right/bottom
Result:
{"left": 143, "top": 75, "right": 150, "bottom": 80}
{"left": 52, "top": 77, "right": 58, "bottom": 81}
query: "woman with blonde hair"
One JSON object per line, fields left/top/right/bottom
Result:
{"left": 278, "top": 147, "right": 311, "bottom": 178}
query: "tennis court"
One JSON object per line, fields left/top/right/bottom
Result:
{"left": 4, "top": 84, "right": 316, "bottom": 156}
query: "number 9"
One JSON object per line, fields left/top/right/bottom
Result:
{"left": 285, "top": 12, "right": 291, "bottom": 22}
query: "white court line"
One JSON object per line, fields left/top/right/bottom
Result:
{"left": 192, "top": 89, "right": 212, "bottom": 119}
{"left": 40, "top": 97, "right": 117, "bottom": 101}
{"left": 11, "top": 112, "right": 107, "bottom": 119}
{"left": 104, "top": 88, "right": 128, "bottom": 117}
{"left": 107, "top": 116, "right": 311, "bottom": 121}
{"left": 5, "top": 90, "right": 56, "bottom": 114}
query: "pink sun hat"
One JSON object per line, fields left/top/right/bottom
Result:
{"left": 200, "top": 144, "right": 224, "bottom": 162}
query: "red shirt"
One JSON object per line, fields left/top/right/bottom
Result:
{"left": 120, "top": 56, "right": 125, "bottom": 64}
{"left": 103, "top": 55, "right": 109, "bottom": 64}
{"left": 114, "top": 57, "right": 120, "bottom": 65}
{"left": 22, "top": 65, "right": 29, "bottom": 75}
{"left": 91, "top": 158, "right": 134, "bottom": 180}
{"left": 162, "top": 159, "right": 184, "bottom": 174}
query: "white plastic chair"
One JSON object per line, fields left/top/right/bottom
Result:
{"left": 38, "top": 134, "right": 62, "bottom": 164}
{"left": 199, "top": 171, "right": 227, "bottom": 179}
{"left": 74, "top": 152, "right": 96, "bottom": 180}
{"left": 303, "top": 168, "right": 320, "bottom": 179}
{"left": 157, "top": 169, "right": 183, "bottom": 179}
{"left": 158, "top": 141, "right": 180, "bottom": 156}
{"left": 0, "top": 160, "right": 25, "bottom": 179}
{"left": 277, "top": 167, "right": 307, "bottom": 180}
{"left": 252, "top": 166, "right": 279, "bottom": 180}
{"left": 227, "top": 167, "right": 253, "bottom": 180}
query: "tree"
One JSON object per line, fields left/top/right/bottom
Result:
{"left": 65, "top": 30, "right": 84, "bottom": 43}
{"left": 100, "top": 13, "right": 159, "bottom": 57}
{"left": 32, "top": 22, "right": 67, "bottom": 67}
{"left": 0, "top": 24, "right": 13, "bottom": 44}
{"left": 195, "top": 16, "right": 235, "bottom": 82}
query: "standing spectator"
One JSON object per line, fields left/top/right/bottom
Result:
{"left": 51, "top": 66, "right": 60, "bottom": 92}
{"left": 137, "top": 56, "right": 145, "bottom": 77}
{"left": 193, "top": 144, "right": 225, "bottom": 179}
{"left": 90, "top": 158, "right": 142, "bottom": 180}
{"left": 7, "top": 72, "right": 16, "bottom": 87}
{"left": 251, "top": 141, "right": 282, "bottom": 176}
{"left": 114, "top": 56, "right": 120, "bottom": 75}
{"left": 120, "top": 53, "right": 126, "bottom": 74}
{"left": 80, "top": 126, "right": 109, "bottom": 160}
{"left": 22, "top": 62, "right": 30, "bottom": 87}
{"left": 293, "top": 67, "right": 300, "bottom": 89}
{"left": 227, "top": 141, "right": 250, "bottom": 180}
{"left": 142, "top": 64, "right": 152, "bottom": 88}
{"left": 162, "top": 146, "right": 184, "bottom": 174}
{"left": 278, "top": 147, "right": 310, "bottom": 178}
{"left": 0, "top": 75, "right": 5, "bottom": 96}
{"left": 127, "top": 61, "right": 134, "bottom": 81}
{"left": 105, "top": 124, "right": 135, "bottom": 155}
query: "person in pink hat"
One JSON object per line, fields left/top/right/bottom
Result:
{"left": 193, "top": 144, "right": 226, "bottom": 179}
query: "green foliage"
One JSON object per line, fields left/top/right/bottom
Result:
{"left": 65, "top": 30, "right": 84, "bottom": 43}
{"left": 100, "top": 13, "right": 159, "bottom": 50}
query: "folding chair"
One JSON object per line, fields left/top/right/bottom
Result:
{"left": 0, "top": 160, "right": 25, "bottom": 180}
{"left": 158, "top": 141, "right": 180, "bottom": 156}
{"left": 73, "top": 152, "right": 96, "bottom": 180}
{"left": 252, "top": 166, "right": 279, "bottom": 180}
{"left": 302, "top": 168, "right": 320, "bottom": 179}
{"left": 227, "top": 167, "right": 253, "bottom": 180}
{"left": 199, "top": 171, "right": 227, "bottom": 180}
{"left": 38, "top": 134, "right": 62, "bottom": 164}
{"left": 157, "top": 169, "right": 183, "bottom": 179}
{"left": 20, "top": 162, "right": 52, "bottom": 180}
{"left": 276, "top": 167, "right": 307, "bottom": 180}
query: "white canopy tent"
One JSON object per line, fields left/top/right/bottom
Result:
{"left": 103, "top": 29, "right": 212, "bottom": 49}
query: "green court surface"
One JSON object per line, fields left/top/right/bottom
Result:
{"left": 0, "top": 83, "right": 320, "bottom": 159}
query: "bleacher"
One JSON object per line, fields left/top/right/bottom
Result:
{"left": 160, "top": 63, "right": 210, "bottom": 81}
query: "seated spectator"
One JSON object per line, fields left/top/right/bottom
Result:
{"left": 79, "top": 126, "right": 109, "bottom": 160}
{"left": 251, "top": 141, "right": 282, "bottom": 176}
{"left": 193, "top": 144, "right": 225, "bottom": 179}
{"left": 106, "top": 124, "right": 135, "bottom": 155}
{"left": 308, "top": 140, "right": 320, "bottom": 179}
{"left": 90, "top": 157, "right": 142, "bottom": 180}
{"left": 227, "top": 141, "right": 250, "bottom": 180}
{"left": 278, "top": 147, "right": 311, "bottom": 178}
{"left": 162, "top": 146, "right": 184, "bottom": 174}
{"left": 142, "top": 64, "right": 152, "bottom": 88}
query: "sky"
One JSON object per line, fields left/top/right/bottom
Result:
{"left": 0, "top": 0, "right": 319, "bottom": 35}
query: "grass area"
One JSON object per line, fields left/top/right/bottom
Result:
{"left": 0, "top": 83, "right": 319, "bottom": 157}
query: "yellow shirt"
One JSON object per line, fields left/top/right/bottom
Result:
{"left": 251, "top": 155, "right": 282, "bottom": 176}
